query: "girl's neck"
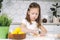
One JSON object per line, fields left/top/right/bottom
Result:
{"left": 31, "top": 20, "right": 35, "bottom": 22}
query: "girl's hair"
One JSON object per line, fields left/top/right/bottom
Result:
{"left": 25, "top": 2, "right": 41, "bottom": 28}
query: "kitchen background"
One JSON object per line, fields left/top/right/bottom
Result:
{"left": 0, "top": 0, "right": 60, "bottom": 39}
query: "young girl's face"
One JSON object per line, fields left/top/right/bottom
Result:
{"left": 28, "top": 8, "right": 39, "bottom": 21}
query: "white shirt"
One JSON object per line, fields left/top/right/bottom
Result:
{"left": 21, "top": 19, "right": 39, "bottom": 31}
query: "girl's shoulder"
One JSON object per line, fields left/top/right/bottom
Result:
{"left": 22, "top": 18, "right": 27, "bottom": 22}
{"left": 21, "top": 18, "right": 28, "bottom": 25}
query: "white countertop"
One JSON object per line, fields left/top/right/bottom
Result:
{"left": 0, "top": 37, "right": 55, "bottom": 40}
{"left": 0, "top": 36, "right": 59, "bottom": 40}
{"left": 24, "top": 37, "right": 55, "bottom": 40}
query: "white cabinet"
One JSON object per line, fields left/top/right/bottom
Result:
{"left": 43, "top": 23, "right": 60, "bottom": 34}
{"left": 54, "top": 26, "right": 60, "bottom": 33}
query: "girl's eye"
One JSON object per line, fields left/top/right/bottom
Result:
{"left": 36, "top": 13, "right": 38, "bottom": 15}
{"left": 32, "top": 13, "right": 34, "bottom": 15}
{"left": 32, "top": 13, "right": 38, "bottom": 15}
{"left": 36, "top": 13, "right": 37, "bottom": 15}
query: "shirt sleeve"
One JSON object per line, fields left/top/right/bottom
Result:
{"left": 21, "top": 19, "right": 27, "bottom": 25}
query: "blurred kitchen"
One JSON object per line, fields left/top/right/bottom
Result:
{"left": 0, "top": 0, "right": 60, "bottom": 40}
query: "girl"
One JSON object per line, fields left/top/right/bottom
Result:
{"left": 20, "top": 2, "right": 47, "bottom": 36}
{"left": 8, "top": 2, "right": 46, "bottom": 39}
{"left": 20, "top": 2, "right": 60, "bottom": 38}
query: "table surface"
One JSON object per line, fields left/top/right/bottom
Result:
{"left": 1, "top": 33, "right": 60, "bottom": 40}
{"left": 24, "top": 35, "right": 55, "bottom": 40}
{"left": 0, "top": 37, "right": 55, "bottom": 40}
{"left": 0, "top": 37, "right": 60, "bottom": 40}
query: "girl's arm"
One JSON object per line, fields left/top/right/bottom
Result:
{"left": 39, "top": 25, "right": 47, "bottom": 34}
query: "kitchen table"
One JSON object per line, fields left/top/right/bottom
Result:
{"left": 7, "top": 35, "right": 55, "bottom": 40}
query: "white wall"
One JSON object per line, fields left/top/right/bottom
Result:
{"left": 2, "top": 0, "right": 60, "bottom": 34}
{"left": 2, "top": 0, "right": 60, "bottom": 23}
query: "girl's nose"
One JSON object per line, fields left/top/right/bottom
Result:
{"left": 34, "top": 14, "right": 36, "bottom": 17}
{"left": 34, "top": 16, "right": 36, "bottom": 18}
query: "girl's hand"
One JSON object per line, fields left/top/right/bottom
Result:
{"left": 32, "top": 30, "right": 37, "bottom": 34}
{"left": 39, "top": 33, "right": 46, "bottom": 37}
{"left": 31, "top": 30, "right": 39, "bottom": 36}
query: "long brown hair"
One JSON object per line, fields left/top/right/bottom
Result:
{"left": 25, "top": 2, "right": 41, "bottom": 28}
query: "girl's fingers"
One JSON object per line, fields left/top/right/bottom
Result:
{"left": 40, "top": 34, "right": 45, "bottom": 36}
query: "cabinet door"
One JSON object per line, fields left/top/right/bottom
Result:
{"left": 43, "top": 25, "right": 55, "bottom": 33}
{"left": 54, "top": 25, "right": 60, "bottom": 33}
{"left": 43, "top": 25, "right": 60, "bottom": 34}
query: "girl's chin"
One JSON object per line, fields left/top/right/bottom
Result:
{"left": 31, "top": 19, "right": 36, "bottom": 21}
{"left": 31, "top": 20, "right": 35, "bottom": 21}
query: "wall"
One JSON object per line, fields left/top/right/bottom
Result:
{"left": 1, "top": 0, "right": 60, "bottom": 33}
{"left": 2, "top": 0, "right": 60, "bottom": 23}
